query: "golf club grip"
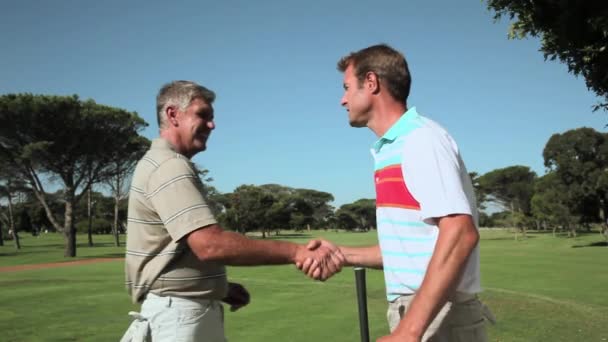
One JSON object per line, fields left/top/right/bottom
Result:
{"left": 354, "top": 267, "right": 370, "bottom": 342}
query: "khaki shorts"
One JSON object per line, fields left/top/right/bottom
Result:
{"left": 387, "top": 292, "right": 491, "bottom": 342}
{"left": 121, "top": 293, "right": 225, "bottom": 342}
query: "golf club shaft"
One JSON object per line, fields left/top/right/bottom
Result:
{"left": 354, "top": 267, "right": 370, "bottom": 342}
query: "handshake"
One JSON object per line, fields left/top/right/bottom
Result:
{"left": 294, "top": 239, "right": 346, "bottom": 281}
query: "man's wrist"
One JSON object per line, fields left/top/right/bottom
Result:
{"left": 339, "top": 247, "right": 356, "bottom": 267}
{"left": 292, "top": 244, "right": 305, "bottom": 263}
{"left": 394, "top": 317, "right": 424, "bottom": 341}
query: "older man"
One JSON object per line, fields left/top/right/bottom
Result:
{"left": 121, "top": 80, "right": 343, "bottom": 342}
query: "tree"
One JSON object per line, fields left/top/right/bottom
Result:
{"left": 478, "top": 166, "right": 537, "bottom": 214}
{"left": 352, "top": 199, "right": 377, "bottom": 230}
{"left": 487, "top": 211, "right": 513, "bottom": 228}
{"left": 15, "top": 209, "right": 34, "bottom": 247}
{"left": 257, "top": 184, "right": 297, "bottom": 232}
{"left": 336, "top": 199, "right": 376, "bottom": 231}
{"left": 0, "top": 154, "right": 28, "bottom": 249}
{"left": 103, "top": 135, "right": 149, "bottom": 246}
{"left": 22, "top": 191, "right": 61, "bottom": 233}
{"left": 0, "top": 94, "right": 147, "bottom": 257}
{"left": 478, "top": 166, "right": 537, "bottom": 238}
{"left": 223, "top": 185, "right": 276, "bottom": 238}
{"left": 216, "top": 184, "right": 336, "bottom": 235}
{"left": 531, "top": 173, "right": 576, "bottom": 236}
{"left": 292, "top": 189, "right": 335, "bottom": 230}
{"left": 0, "top": 184, "right": 17, "bottom": 248}
{"left": 335, "top": 208, "right": 358, "bottom": 231}
{"left": 469, "top": 172, "right": 487, "bottom": 212}
{"left": 86, "top": 186, "right": 96, "bottom": 246}
{"left": 486, "top": 0, "right": 608, "bottom": 111}
{"left": 74, "top": 190, "right": 114, "bottom": 234}
{"left": 192, "top": 164, "right": 223, "bottom": 217}
{"left": 543, "top": 127, "right": 608, "bottom": 232}
{"left": 478, "top": 211, "right": 492, "bottom": 228}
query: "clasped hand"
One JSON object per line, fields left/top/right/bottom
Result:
{"left": 295, "top": 239, "right": 345, "bottom": 281}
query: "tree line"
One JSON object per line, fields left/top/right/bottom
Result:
{"left": 207, "top": 126, "right": 608, "bottom": 240}
{"left": 202, "top": 181, "right": 376, "bottom": 238}
{"left": 0, "top": 94, "right": 149, "bottom": 256}
{"left": 1, "top": 94, "right": 606, "bottom": 258}
{"left": 0, "top": 94, "right": 377, "bottom": 257}
{"left": 472, "top": 128, "right": 608, "bottom": 239}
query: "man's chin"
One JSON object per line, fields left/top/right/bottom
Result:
{"left": 193, "top": 142, "right": 207, "bottom": 153}
{"left": 196, "top": 137, "right": 209, "bottom": 149}
{"left": 349, "top": 120, "right": 367, "bottom": 128}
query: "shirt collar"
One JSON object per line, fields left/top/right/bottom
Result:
{"left": 372, "top": 107, "right": 419, "bottom": 152}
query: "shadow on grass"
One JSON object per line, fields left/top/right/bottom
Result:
{"left": 572, "top": 241, "right": 608, "bottom": 248}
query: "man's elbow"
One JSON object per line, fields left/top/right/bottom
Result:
{"left": 463, "top": 226, "right": 480, "bottom": 250}
{"left": 186, "top": 226, "right": 226, "bottom": 263}
{"left": 192, "top": 246, "right": 225, "bottom": 263}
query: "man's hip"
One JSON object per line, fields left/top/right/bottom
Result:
{"left": 121, "top": 292, "right": 225, "bottom": 342}
{"left": 387, "top": 292, "right": 492, "bottom": 342}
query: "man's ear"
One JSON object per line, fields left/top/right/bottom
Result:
{"left": 365, "top": 71, "right": 380, "bottom": 94}
{"left": 165, "top": 105, "right": 179, "bottom": 127}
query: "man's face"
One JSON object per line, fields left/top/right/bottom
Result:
{"left": 178, "top": 97, "right": 215, "bottom": 157}
{"left": 340, "top": 64, "right": 372, "bottom": 127}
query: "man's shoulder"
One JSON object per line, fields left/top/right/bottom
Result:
{"left": 132, "top": 150, "right": 195, "bottom": 188}
{"left": 398, "top": 117, "right": 461, "bottom": 163}
{"left": 144, "top": 148, "right": 194, "bottom": 172}
{"left": 403, "top": 116, "right": 455, "bottom": 145}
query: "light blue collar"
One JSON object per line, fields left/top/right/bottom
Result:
{"left": 372, "top": 107, "right": 419, "bottom": 152}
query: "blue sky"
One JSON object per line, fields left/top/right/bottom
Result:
{"left": 1, "top": 0, "right": 606, "bottom": 207}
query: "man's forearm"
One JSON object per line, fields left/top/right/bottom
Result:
{"left": 339, "top": 245, "right": 383, "bottom": 269}
{"left": 392, "top": 215, "right": 479, "bottom": 339}
{"left": 187, "top": 225, "right": 302, "bottom": 266}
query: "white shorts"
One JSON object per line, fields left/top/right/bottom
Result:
{"left": 387, "top": 292, "right": 490, "bottom": 342}
{"left": 121, "top": 293, "right": 225, "bottom": 342}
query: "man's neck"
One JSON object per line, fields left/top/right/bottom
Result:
{"left": 368, "top": 102, "right": 408, "bottom": 138}
{"left": 159, "top": 130, "right": 190, "bottom": 158}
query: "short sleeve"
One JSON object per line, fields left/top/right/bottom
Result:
{"left": 146, "top": 158, "right": 217, "bottom": 241}
{"left": 401, "top": 128, "right": 472, "bottom": 225}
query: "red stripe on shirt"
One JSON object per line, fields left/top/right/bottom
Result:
{"left": 375, "top": 165, "right": 420, "bottom": 210}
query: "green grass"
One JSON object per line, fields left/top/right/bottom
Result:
{"left": 0, "top": 233, "right": 124, "bottom": 266}
{"left": 0, "top": 230, "right": 607, "bottom": 341}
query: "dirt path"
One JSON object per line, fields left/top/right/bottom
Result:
{"left": 0, "top": 257, "right": 123, "bottom": 273}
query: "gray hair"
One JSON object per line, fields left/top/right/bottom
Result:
{"left": 156, "top": 80, "right": 216, "bottom": 128}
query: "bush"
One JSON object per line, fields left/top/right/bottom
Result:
{"left": 75, "top": 217, "right": 113, "bottom": 234}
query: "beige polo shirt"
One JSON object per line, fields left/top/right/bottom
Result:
{"left": 125, "top": 138, "right": 228, "bottom": 304}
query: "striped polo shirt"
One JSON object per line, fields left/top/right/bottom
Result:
{"left": 125, "top": 138, "right": 227, "bottom": 304}
{"left": 372, "top": 107, "right": 481, "bottom": 301}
